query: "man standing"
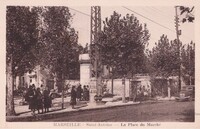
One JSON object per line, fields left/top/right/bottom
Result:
{"left": 70, "top": 86, "right": 77, "bottom": 109}
{"left": 43, "top": 87, "right": 51, "bottom": 112}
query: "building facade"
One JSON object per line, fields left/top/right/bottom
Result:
{"left": 15, "top": 65, "right": 52, "bottom": 90}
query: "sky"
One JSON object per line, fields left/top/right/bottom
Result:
{"left": 69, "top": 6, "right": 194, "bottom": 49}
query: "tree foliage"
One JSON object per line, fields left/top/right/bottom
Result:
{"left": 37, "top": 7, "right": 80, "bottom": 91}
{"left": 148, "top": 34, "right": 195, "bottom": 85}
{"left": 181, "top": 41, "right": 195, "bottom": 84}
{"left": 6, "top": 6, "right": 39, "bottom": 76}
{"left": 148, "top": 35, "right": 180, "bottom": 77}
{"left": 179, "top": 6, "right": 194, "bottom": 23}
{"left": 98, "top": 12, "right": 150, "bottom": 78}
{"left": 6, "top": 6, "right": 83, "bottom": 115}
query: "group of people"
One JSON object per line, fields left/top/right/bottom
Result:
{"left": 24, "top": 84, "right": 90, "bottom": 113}
{"left": 25, "top": 84, "right": 52, "bottom": 115}
{"left": 70, "top": 85, "right": 90, "bottom": 109}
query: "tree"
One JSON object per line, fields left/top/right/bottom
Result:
{"left": 147, "top": 35, "right": 181, "bottom": 96}
{"left": 179, "top": 6, "right": 194, "bottom": 23}
{"left": 148, "top": 35, "right": 180, "bottom": 77}
{"left": 6, "top": 6, "right": 39, "bottom": 116}
{"left": 148, "top": 35, "right": 195, "bottom": 95}
{"left": 98, "top": 12, "right": 150, "bottom": 78}
{"left": 97, "top": 12, "right": 150, "bottom": 95}
{"left": 38, "top": 7, "right": 79, "bottom": 92}
{"left": 181, "top": 41, "right": 195, "bottom": 85}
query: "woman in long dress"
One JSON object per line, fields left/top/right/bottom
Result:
{"left": 27, "top": 84, "right": 37, "bottom": 115}
{"left": 76, "top": 85, "right": 82, "bottom": 101}
{"left": 43, "top": 87, "right": 51, "bottom": 112}
{"left": 36, "top": 88, "right": 43, "bottom": 114}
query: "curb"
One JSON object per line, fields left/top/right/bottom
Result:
{"left": 6, "top": 102, "right": 140, "bottom": 122}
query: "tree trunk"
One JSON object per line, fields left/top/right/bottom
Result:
{"left": 111, "top": 77, "right": 114, "bottom": 94}
{"left": 61, "top": 73, "right": 65, "bottom": 109}
{"left": 57, "top": 72, "right": 62, "bottom": 92}
{"left": 53, "top": 72, "right": 58, "bottom": 91}
{"left": 6, "top": 59, "right": 16, "bottom": 116}
{"left": 110, "top": 67, "right": 114, "bottom": 94}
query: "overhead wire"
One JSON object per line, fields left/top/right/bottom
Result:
{"left": 68, "top": 6, "right": 193, "bottom": 41}
{"left": 148, "top": 7, "right": 173, "bottom": 18}
{"left": 69, "top": 7, "right": 105, "bottom": 22}
{"left": 122, "top": 6, "right": 193, "bottom": 40}
{"left": 145, "top": 6, "right": 194, "bottom": 40}
{"left": 122, "top": 6, "right": 176, "bottom": 33}
{"left": 68, "top": 7, "right": 91, "bottom": 17}
{"left": 69, "top": 6, "right": 174, "bottom": 34}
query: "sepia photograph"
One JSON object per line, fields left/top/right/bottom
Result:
{"left": 1, "top": 0, "right": 200, "bottom": 129}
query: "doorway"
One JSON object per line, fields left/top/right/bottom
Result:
{"left": 130, "top": 81, "right": 141, "bottom": 101}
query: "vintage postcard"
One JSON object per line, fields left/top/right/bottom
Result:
{"left": 0, "top": 0, "right": 200, "bottom": 129}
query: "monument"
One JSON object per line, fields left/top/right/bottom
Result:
{"left": 79, "top": 53, "right": 91, "bottom": 86}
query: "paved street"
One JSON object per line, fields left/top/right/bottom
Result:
{"left": 42, "top": 101, "right": 194, "bottom": 122}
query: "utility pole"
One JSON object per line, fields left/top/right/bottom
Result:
{"left": 90, "top": 6, "right": 102, "bottom": 96}
{"left": 175, "top": 6, "right": 182, "bottom": 92}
